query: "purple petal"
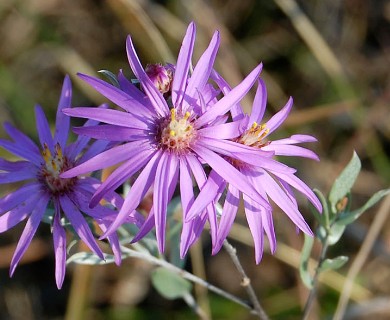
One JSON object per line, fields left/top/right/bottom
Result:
{"left": 199, "top": 137, "right": 272, "bottom": 157}
{"left": 183, "top": 30, "right": 220, "bottom": 111}
{"left": 243, "top": 194, "right": 264, "bottom": 264}
{"left": 89, "top": 148, "right": 155, "bottom": 208}
{"left": 271, "top": 171, "right": 322, "bottom": 212}
{"left": 191, "top": 145, "right": 272, "bottom": 212}
{"left": 179, "top": 158, "right": 195, "bottom": 255}
{"left": 198, "top": 138, "right": 295, "bottom": 173}
{"left": 256, "top": 169, "right": 313, "bottom": 235}
{"left": 61, "top": 140, "right": 151, "bottom": 178}
{"left": 10, "top": 193, "right": 49, "bottom": 276}
{"left": 262, "top": 209, "right": 276, "bottom": 254}
{"left": 35, "top": 104, "right": 54, "bottom": 152}
{"left": 0, "top": 170, "right": 36, "bottom": 183}
{"left": 79, "top": 177, "right": 125, "bottom": 209}
{"left": 210, "top": 70, "right": 244, "bottom": 121}
{"left": 54, "top": 75, "right": 72, "bottom": 148}
{"left": 185, "top": 169, "right": 221, "bottom": 221}
{"left": 172, "top": 22, "right": 196, "bottom": 107}
{"left": 271, "top": 134, "right": 317, "bottom": 145}
{"left": 183, "top": 155, "right": 219, "bottom": 255}
{"left": 0, "top": 193, "right": 42, "bottom": 232}
{"left": 63, "top": 107, "right": 149, "bottom": 130}
{"left": 249, "top": 79, "right": 267, "bottom": 125}
{"left": 3, "top": 123, "right": 41, "bottom": 159}
{"left": 77, "top": 139, "right": 112, "bottom": 164}
{"left": 98, "top": 221, "right": 122, "bottom": 265}
{"left": 131, "top": 207, "right": 155, "bottom": 243}
{"left": 102, "top": 151, "right": 162, "bottom": 237}
{"left": 118, "top": 70, "right": 152, "bottom": 108}
{"left": 53, "top": 208, "right": 67, "bottom": 289}
{"left": 198, "top": 121, "right": 242, "bottom": 140}
{"left": 0, "top": 139, "right": 41, "bottom": 167}
{"left": 78, "top": 73, "right": 153, "bottom": 117}
{"left": 0, "top": 183, "right": 40, "bottom": 214}
{"left": 243, "top": 168, "right": 276, "bottom": 254}
{"left": 179, "top": 158, "right": 194, "bottom": 217}
{"left": 213, "top": 185, "right": 239, "bottom": 254}
{"left": 65, "top": 104, "right": 109, "bottom": 160}
{"left": 0, "top": 160, "right": 36, "bottom": 175}
{"left": 263, "top": 144, "right": 319, "bottom": 160}
{"left": 59, "top": 195, "right": 104, "bottom": 259}
{"left": 154, "top": 153, "right": 179, "bottom": 253}
{"left": 68, "top": 188, "right": 114, "bottom": 220}
{"left": 73, "top": 124, "right": 146, "bottom": 142}
{"left": 195, "top": 64, "right": 262, "bottom": 128}
{"left": 265, "top": 97, "right": 293, "bottom": 135}
{"left": 126, "top": 36, "right": 169, "bottom": 117}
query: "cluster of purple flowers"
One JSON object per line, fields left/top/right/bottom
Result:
{"left": 0, "top": 22, "right": 321, "bottom": 288}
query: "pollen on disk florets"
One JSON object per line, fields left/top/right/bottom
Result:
{"left": 156, "top": 109, "right": 197, "bottom": 153}
{"left": 231, "top": 122, "right": 271, "bottom": 169}
{"left": 238, "top": 122, "right": 270, "bottom": 148}
{"left": 39, "top": 143, "right": 77, "bottom": 195}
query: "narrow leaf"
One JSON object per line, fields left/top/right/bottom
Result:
{"left": 329, "top": 151, "right": 361, "bottom": 213}
{"left": 337, "top": 189, "right": 390, "bottom": 225}
{"left": 98, "top": 70, "right": 120, "bottom": 87}
{"left": 66, "top": 252, "right": 115, "bottom": 265}
{"left": 151, "top": 267, "right": 192, "bottom": 300}
{"left": 299, "top": 234, "right": 314, "bottom": 289}
{"left": 327, "top": 222, "right": 346, "bottom": 245}
{"left": 319, "top": 256, "right": 348, "bottom": 272}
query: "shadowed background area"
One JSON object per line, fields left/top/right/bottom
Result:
{"left": 0, "top": 0, "right": 389, "bottom": 319}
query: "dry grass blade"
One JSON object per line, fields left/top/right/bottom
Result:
{"left": 106, "top": 0, "right": 174, "bottom": 63}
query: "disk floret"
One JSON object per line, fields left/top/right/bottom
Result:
{"left": 158, "top": 109, "right": 196, "bottom": 153}
{"left": 39, "top": 142, "right": 76, "bottom": 194}
{"left": 238, "top": 122, "right": 270, "bottom": 148}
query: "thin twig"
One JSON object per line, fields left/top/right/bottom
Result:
{"left": 120, "top": 246, "right": 253, "bottom": 311}
{"left": 333, "top": 195, "right": 390, "bottom": 320}
{"left": 223, "top": 240, "right": 269, "bottom": 320}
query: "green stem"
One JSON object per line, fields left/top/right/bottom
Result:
{"left": 302, "top": 239, "right": 329, "bottom": 319}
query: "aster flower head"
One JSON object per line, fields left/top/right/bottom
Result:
{"left": 0, "top": 76, "right": 128, "bottom": 289}
{"left": 61, "top": 22, "right": 270, "bottom": 256}
{"left": 145, "top": 63, "right": 174, "bottom": 95}
{"left": 186, "top": 75, "right": 322, "bottom": 263}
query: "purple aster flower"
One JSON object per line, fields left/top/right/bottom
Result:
{"left": 0, "top": 76, "right": 132, "bottom": 289}
{"left": 186, "top": 74, "right": 322, "bottom": 263}
{"left": 61, "top": 22, "right": 271, "bottom": 256}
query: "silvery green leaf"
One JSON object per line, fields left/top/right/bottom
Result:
{"left": 337, "top": 189, "right": 390, "bottom": 225}
{"left": 299, "top": 234, "right": 314, "bottom": 289}
{"left": 327, "top": 222, "right": 346, "bottom": 245}
{"left": 98, "top": 70, "right": 119, "bottom": 87}
{"left": 310, "top": 189, "right": 329, "bottom": 227}
{"left": 319, "top": 256, "right": 348, "bottom": 272}
{"left": 151, "top": 267, "right": 192, "bottom": 300}
{"left": 329, "top": 152, "right": 361, "bottom": 213}
{"left": 67, "top": 252, "right": 115, "bottom": 265}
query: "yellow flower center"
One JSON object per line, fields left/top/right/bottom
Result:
{"left": 39, "top": 143, "right": 76, "bottom": 195}
{"left": 238, "top": 122, "right": 270, "bottom": 148}
{"left": 158, "top": 109, "right": 196, "bottom": 153}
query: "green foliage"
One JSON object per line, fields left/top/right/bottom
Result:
{"left": 151, "top": 267, "right": 192, "bottom": 300}
{"left": 67, "top": 252, "right": 116, "bottom": 265}
{"left": 318, "top": 256, "right": 348, "bottom": 272}
{"left": 328, "top": 151, "right": 361, "bottom": 213}
{"left": 98, "top": 70, "right": 120, "bottom": 87}
{"left": 300, "top": 152, "right": 389, "bottom": 289}
{"left": 299, "top": 234, "right": 314, "bottom": 289}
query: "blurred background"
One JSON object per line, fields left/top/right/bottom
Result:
{"left": 0, "top": 0, "right": 389, "bottom": 319}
